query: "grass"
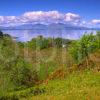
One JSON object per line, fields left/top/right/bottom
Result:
{"left": 1, "top": 67, "right": 99, "bottom": 100}
{"left": 20, "top": 69, "right": 100, "bottom": 100}
{"left": 1, "top": 69, "right": 99, "bottom": 100}
{"left": 0, "top": 48, "right": 99, "bottom": 100}
{"left": 34, "top": 47, "right": 74, "bottom": 80}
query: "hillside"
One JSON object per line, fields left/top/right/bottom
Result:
{"left": 0, "top": 31, "right": 100, "bottom": 100}
{"left": 30, "top": 70, "right": 100, "bottom": 100}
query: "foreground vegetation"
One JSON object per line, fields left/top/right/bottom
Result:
{"left": 0, "top": 30, "right": 100, "bottom": 100}
{"left": 1, "top": 69, "right": 100, "bottom": 100}
{"left": 30, "top": 70, "right": 100, "bottom": 100}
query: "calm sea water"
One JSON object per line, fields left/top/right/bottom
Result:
{"left": 2, "top": 29, "right": 97, "bottom": 42}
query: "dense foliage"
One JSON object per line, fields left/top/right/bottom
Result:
{"left": 69, "top": 32, "right": 100, "bottom": 64}
{"left": 27, "top": 35, "right": 71, "bottom": 50}
{"left": 0, "top": 32, "right": 39, "bottom": 97}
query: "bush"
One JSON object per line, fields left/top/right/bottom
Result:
{"left": 0, "top": 94, "right": 19, "bottom": 100}
{"left": 10, "top": 58, "right": 39, "bottom": 88}
{"left": 69, "top": 33, "right": 100, "bottom": 64}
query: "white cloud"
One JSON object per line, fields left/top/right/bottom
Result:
{"left": 22, "top": 11, "right": 81, "bottom": 24}
{"left": 23, "top": 11, "right": 64, "bottom": 20}
{"left": 91, "top": 19, "right": 100, "bottom": 24}
{"left": 0, "top": 11, "right": 82, "bottom": 26}
{"left": 0, "top": 16, "right": 4, "bottom": 22}
{"left": 65, "top": 13, "right": 81, "bottom": 22}
{"left": 0, "top": 11, "right": 99, "bottom": 28}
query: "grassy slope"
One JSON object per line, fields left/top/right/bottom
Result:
{"left": 0, "top": 34, "right": 99, "bottom": 99}
{"left": 9, "top": 50, "right": 99, "bottom": 100}
{"left": 23, "top": 70, "right": 100, "bottom": 100}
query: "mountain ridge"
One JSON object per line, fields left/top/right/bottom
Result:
{"left": 0, "top": 23, "right": 92, "bottom": 30}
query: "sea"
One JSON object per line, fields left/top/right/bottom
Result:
{"left": 1, "top": 29, "right": 98, "bottom": 42}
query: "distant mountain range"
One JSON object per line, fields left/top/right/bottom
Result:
{"left": 0, "top": 23, "right": 93, "bottom": 30}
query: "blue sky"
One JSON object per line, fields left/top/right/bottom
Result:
{"left": 0, "top": 0, "right": 100, "bottom": 27}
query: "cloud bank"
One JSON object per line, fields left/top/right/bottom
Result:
{"left": 0, "top": 11, "right": 100, "bottom": 27}
{"left": 91, "top": 19, "right": 100, "bottom": 24}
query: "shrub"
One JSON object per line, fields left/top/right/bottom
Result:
{"left": 10, "top": 58, "right": 39, "bottom": 88}
{"left": 69, "top": 33, "right": 100, "bottom": 64}
{"left": 0, "top": 94, "right": 19, "bottom": 100}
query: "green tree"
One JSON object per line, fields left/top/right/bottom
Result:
{"left": 69, "top": 33, "right": 99, "bottom": 65}
{"left": 36, "top": 36, "right": 49, "bottom": 50}
{"left": 54, "top": 38, "right": 63, "bottom": 48}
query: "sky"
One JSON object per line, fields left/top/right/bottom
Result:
{"left": 0, "top": 0, "right": 100, "bottom": 27}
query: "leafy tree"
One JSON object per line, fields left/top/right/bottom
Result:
{"left": 36, "top": 36, "right": 49, "bottom": 50}
{"left": 96, "top": 31, "right": 100, "bottom": 49}
{"left": 0, "top": 31, "right": 3, "bottom": 38}
{"left": 27, "top": 38, "right": 37, "bottom": 50}
{"left": 54, "top": 38, "right": 63, "bottom": 48}
{"left": 69, "top": 33, "right": 100, "bottom": 65}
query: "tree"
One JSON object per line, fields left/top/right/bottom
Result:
{"left": 54, "top": 38, "right": 63, "bottom": 48}
{"left": 69, "top": 33, "right": 99, "bottom": 66}
{"left": 36, "top": 36, "right": 49, "bottom": 50}
{"left": 0, "top": 31, "right": 3, "bottom": 38}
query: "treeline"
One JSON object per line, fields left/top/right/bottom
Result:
{"left": 25, "top": 35, "right": 72, "bottom": 50}
{"left": 21, "top": 32, "right": 100, "bottom": 65}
